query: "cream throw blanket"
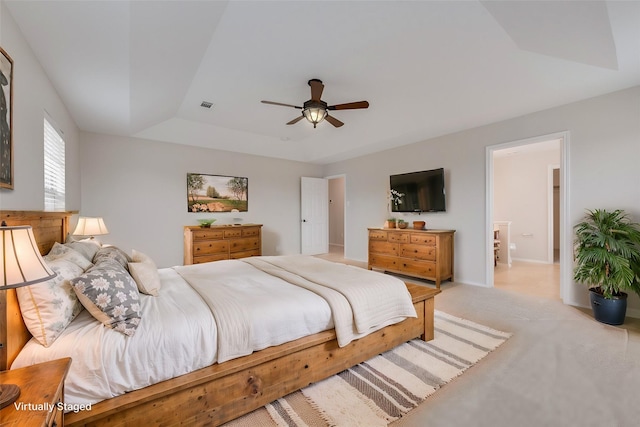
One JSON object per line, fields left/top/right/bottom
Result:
{"left": 174, "top": 256, "right": 416, "bottom": 363}
{"left": 243, "top": 256, "right": 417, "bottom": 345}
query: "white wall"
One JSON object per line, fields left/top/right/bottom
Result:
{"left": 79, "top": 132, "right": 323, "bottom": 267}
{"left": 0, "top": 3, "right": 80, "bottom": 211}
{"left": 324, "top": 86, "right": 640, "bottom": 315}
{"left": 494, "top": 146, "right": 560, "bottom": 263}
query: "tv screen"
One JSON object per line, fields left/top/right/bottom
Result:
{"left": 390, "top": 168, "right": 446, "bottom": 212}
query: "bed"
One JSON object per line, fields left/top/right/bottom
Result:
{"left": 0, "top": 210, "right": 440, "bottom": 427}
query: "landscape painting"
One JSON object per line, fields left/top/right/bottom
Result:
{"left": 187, "top": 173, "right": 248, "bottom": 212}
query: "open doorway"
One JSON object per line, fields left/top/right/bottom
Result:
{"left": 328, "top": 175, "right": 346, "bottom": 259}
{"left": 486, "top": 132, "right": 570, "bottom": 301}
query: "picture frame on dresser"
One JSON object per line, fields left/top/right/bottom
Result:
{"left": 187, "top": 173, "right": 248, "bottom": 212}
{"left": 0, "top": 46, "right": 14, "bottom": 190}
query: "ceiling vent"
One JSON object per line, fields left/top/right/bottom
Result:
{"left": 200, "top": 101, "right": 214, "bottom": 109}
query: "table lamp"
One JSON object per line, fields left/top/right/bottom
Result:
{"left": 72, "top": 217, "right": 109, "bottom": 238}
{"left": 0, "top": 222, "right": 57, "bottom": 409}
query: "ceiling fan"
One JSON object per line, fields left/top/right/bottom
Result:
{"left": 261, "top": 79, "right": 369, "bottom": 128}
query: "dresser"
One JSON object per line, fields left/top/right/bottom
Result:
{"left": 0, "top": 358, "right": 71, "bottom": 426}
{"left": 368, "top": 228, "right": 455, "bottom": 289}
{"left": 183, "top": 224, "right": 262, "bottom": 265}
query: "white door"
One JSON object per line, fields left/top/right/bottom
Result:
{"left": 301, "top": 177, "right": 329, "bottom": 255}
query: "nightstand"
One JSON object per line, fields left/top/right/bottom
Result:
{"left": 0, "top": 358, "right": 71, "bottom": 426}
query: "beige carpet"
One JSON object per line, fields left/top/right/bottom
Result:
{"left": 223, "top": 311, "right": 510, "bottom": 426}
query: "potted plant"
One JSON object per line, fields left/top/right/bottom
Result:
{"left": 574, "top": 209, "right": 640, "bottom": 325}
{"left": 397, "top": 219, "right": 408, "bottom": 229}
{"left": 385, "top": 218, "right": 397, "bottom": 229}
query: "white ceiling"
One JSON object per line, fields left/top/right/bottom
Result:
{"left": 5, "top": 0, "right": 640, "bottom": 164}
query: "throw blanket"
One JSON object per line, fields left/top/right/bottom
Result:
{"left": 242, "top": 256, "right": 416, "bottom": 346}
{"left": 174, "top": 256, "right": 416, "bottom": 363}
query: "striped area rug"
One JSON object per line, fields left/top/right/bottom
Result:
{"left": 224, "top": 311, "right": 511, "bottom": 427}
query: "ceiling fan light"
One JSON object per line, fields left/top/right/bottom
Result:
{"left": 303, "top": 107, "right": 327, "bottom": 128}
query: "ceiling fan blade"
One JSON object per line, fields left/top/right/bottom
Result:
{"left": 286, "top": 115, "right": 305, "bottom": 125}
{"left": 325, "top": 114, "right": 344, "bottom": 128}
{"left": 309, "top": 79, "right": 324, "bottom": 101}
{"left": 262, "top": 100, "right": 302, "bottom": 109}
{"left": 328, "top": 101, "right": 369, "bottom": 110}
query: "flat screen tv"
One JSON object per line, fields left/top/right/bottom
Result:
{"left": 390, "top": 168, "right": 446, "bottom": 213}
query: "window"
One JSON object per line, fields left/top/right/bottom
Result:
{"left": 44, "top": 117, "right": 65, "bottom": 211}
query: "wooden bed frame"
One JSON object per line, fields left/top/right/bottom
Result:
{"left": 0, "top": 210, "right": 440, "bottom": 426}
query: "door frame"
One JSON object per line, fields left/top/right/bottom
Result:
{"left": 300, "top": 177, "right": 329, "bottom": 255}
{"left": 485, "top": 131, "right": 571, "bottom": 302}
{"left": 548, "top": 164, "right": 560, "bottom": 264}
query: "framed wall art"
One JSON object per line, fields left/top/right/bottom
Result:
{"left": 187, "top": 173, "right": 248, "bottom": 212}
{"left": 0, "top": 46, "right": 13, "bottom": 189}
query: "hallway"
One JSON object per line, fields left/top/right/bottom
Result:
{"left": 494, "top": 260, "right": 560, "bottom": 300}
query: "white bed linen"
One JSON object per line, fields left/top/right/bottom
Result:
{"left": 12, "top": 269, "right": 218, "bottom": 405}
{"left": 173, "top": 260, "right": 335, "bottom": 362}
{"left": 12, "top": 262, "right": 334, "bottom": 406}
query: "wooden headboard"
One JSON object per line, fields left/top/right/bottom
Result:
{"left": 0, "top": 210, "right": 75, "bottom": 370}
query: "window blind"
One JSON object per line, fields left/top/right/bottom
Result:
{"left": 44, "top": 117, "right": 65, "bottom": 211}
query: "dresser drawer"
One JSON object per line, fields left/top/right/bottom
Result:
{"left": 369, "top": 241, "right": 398, "bottom": 256}
{"left": 396, "top": 259, "right": 436, "bottom": 278}
{"left": 368, "top": 253, "right": 399, "bottom": 271}
{"left": 230, "top": 249, "right": 261, "bottom": 259}
{"left": 230, "top": 237, "right": 260, "bottom": 253}
{"left": 388, "top": 232, "right": 409, "bottom": 243}
{"left": 399, "top": 244, "right": 436, "bottom": 261}
{"left": 194, "top": 253, "right": 229, "bottom": 264}
{"left": 242, "top": 227, "right": 261, "bottom": 237}
{"left": 410, "top": 234, "right": 436, "bottom": 245}
{"left": 224, "top": 228, "right": 243, "bottom": 238}
{"left": 192, "top": 229, "right": 224, "bottom": 240}
{"left": 369, "top": 230, "right": 388, "bottom": 241}
{"left": 194, "top": 240, "right": 229, "bottom": 255}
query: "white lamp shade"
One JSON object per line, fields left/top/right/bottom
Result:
{"left": 73, "top": 217, "right": 109, "bottom": 236}
{"left": 1, "top": 226, "right": 56, "bottom": 289}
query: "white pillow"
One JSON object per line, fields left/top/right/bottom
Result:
{"left": 45, "top": 242, "right": 93, "bottom": 271}
{"left": 16, "top": 258, "right": 85, "bottom": 347}
{"left": 128, "top": 250, "right": 161, "bottom": 296}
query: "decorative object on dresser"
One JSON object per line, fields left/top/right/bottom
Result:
{"left": 413, "top": 220, "right": 425, "bottom": 230}
{"left": 187, "top": 173, "right": 248, "bottom": 212}
{"left": 397, "top": 219, "right": 408, "bottom": 229}
{"left": 0, "top": 46, "right": 13, "bottom": 190}
{"left": 384, "top": 218, "right": 397, "bottom": 229}
{"left": 368, "top": 227, "right": 455, "bottom": 289}
{"left": 72, "top": 216, "right": 109, "bottom": 238}
{"left": 183, "top": 224, "right": 262, "bottom": 265}
{"left": 0, "top": 222, "right": 57, "bottom": 409}
{"left": 0, "top": 358, "right": 71, "bottom": 426}
{"left": 196, "top": 218, "right": 216, "bottom": 228}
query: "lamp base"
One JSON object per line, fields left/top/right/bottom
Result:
{"left": 0, "top": 383, "right": 21, "bottom": 409}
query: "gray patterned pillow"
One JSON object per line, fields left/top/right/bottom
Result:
{"left": 65, "top": 238, "right": 101, "bottom": 262}
{"left": 92, "top": 246, "right": 132, "bottom": 270}
{"left": 70, "top": 260, "right": 142, "bottom": 336}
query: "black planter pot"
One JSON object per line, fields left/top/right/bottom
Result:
{"left": 589, "top": 290, "right": 628, "bottom": 325}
